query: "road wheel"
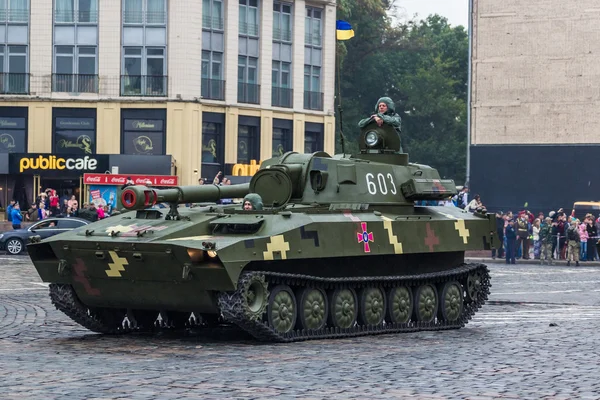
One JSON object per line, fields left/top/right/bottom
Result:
{"left": 387, "top": 286, "right": 413, "bottom": 324}
{"left": 267, "top": 285, "right": 297, "bottom": 334}
{"left": 358, "top": 287, "right": 385, "bottom": 326}
{"left": 466, "top": 271, "right": 483, "bottom": 302}
{"left": 328, "top": 288, "right": 357, "bottom": 329}
{"left": 439, "top": 281, "right": 463, "bottom": 322}
{"left": 297, "top": 287, "right": 328, "bottom": 331}
{"left": 414, "top": 284, "right": 438, "bottom": 323}
{"left": 6, "top": 238, "right": 23, "bottom": 255}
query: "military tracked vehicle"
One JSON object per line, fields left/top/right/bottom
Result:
{"left": 28, "top": 122, "right": 495, "bottom": 342}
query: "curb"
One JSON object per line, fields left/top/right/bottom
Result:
{"left": 465, "top": 257, "right": 600, "bottom": 267}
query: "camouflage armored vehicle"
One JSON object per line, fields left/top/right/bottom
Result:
{"left": 28, "top": 122, "right": 495, "bottom": 342}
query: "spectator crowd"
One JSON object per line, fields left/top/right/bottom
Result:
{"left": 5, "top": 187, "right": 118, "bottom": 230}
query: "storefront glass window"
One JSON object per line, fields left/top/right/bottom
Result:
{"left": 120, "top": 109, "right": 166, "bottom": 155}
{"left": 53, "top": 108, "right": 97, "bottom": 155}
{"left": 272, "top": 126, "right": 292, "bottom": 157}
{"left": 202, "top": 122, "right": 220, "bottom": 164}
{"left": 237, "top": 124, "right": 259, "bottom": 164}
{"left": 0, "top": 117, "right": 26, "bottom": 153}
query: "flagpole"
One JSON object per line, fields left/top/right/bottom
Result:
{"left": 336, "top": 39, "right": 346, "bottom": 156}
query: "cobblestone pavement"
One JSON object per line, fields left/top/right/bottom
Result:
{"left": 1, "top": 256, "right": 599, "bottom": 399}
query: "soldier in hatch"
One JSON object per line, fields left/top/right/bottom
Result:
{"left": 358, "top": 97, "right": 402, "bottom": 149}
{"left": 242, "top": 193, "right": 263, "bottom": 211}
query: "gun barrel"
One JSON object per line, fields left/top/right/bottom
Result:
{"left": 121, "top": 183, "right": 251, "bottom": 210}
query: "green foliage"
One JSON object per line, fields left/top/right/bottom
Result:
{"left": 335, "top": 8, "right": 469, "bottom": 183}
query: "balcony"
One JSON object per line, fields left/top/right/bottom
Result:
{"left": 305, "top": 32, "right": 322, "bottom": 47}
{"left": 273, "top": 28, "right": 292, "bottom": 42}
{"left": 239, "top": 22, "right": 259, "bottom": 36}
{"left": 304, "top": 91, "right": 323, "bottom": 111}
{"left": 54, "top": 10, "right": 99, "bottom": 23}
{"left": 0, "top": 73, "right": 29, "bottom": 94}
{"left": 52, "top": 74, "right": 98, "bottom": 93}
{"left": 201, "top": 78, "right": 225, "bottom": 100}
{"left": 0, "top": 9, "right": 29, "bottom": 23}
{"left": 272, "top": 86, "right": 292, "bottom": 108}
{"left": 121, "top": 75, "right": 167, "bottom": 96}
{"left": 123, "top": 10, "right": 166, "bottom": 25}
{"left": 238, "top": 82, "right": 260, "bottom": 104}
{"left": 202, "top": 15, "right": 224, "bottom": 30}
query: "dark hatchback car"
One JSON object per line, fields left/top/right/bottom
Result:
{"left": 0, "top": 217, "right": 89, "bottom": 255}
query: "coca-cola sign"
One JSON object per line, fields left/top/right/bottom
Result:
{"left": 83, "top": 173, "right": 178, "bottom": 186}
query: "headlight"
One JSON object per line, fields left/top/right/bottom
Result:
{"left": 365, "top": 131, "right": 379, "bottom": 147}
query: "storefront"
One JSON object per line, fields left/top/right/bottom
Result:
{"left": 7, "top": 153, "right": 174, "bottom": 210}
{"left": 121, "top": 109, "right": 167, "bottom": 155}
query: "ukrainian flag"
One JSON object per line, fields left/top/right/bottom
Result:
{"left": 336, "top": 20, "right": 354, "bottom": 41}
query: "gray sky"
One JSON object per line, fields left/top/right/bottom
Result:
{"left": 396, "top": 0, "right": 468, "bottom": 28}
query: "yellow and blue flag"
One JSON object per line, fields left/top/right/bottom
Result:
{"left": 336, "top": 20, "right": 354, "bottom": 41}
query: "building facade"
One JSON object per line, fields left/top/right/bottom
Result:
{"left": 469, "top": 0, "right": 600, "bottom": 213}
{"left": 0, "top": 0, "right": 336, "bottom": 208}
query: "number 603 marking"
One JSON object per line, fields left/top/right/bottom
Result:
{"left": 366, "top": 173, "right": 397, "bottom": 195}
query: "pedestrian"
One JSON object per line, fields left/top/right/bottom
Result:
{"left": 505, "top": 220, "right": 517, "bottom": 264}
{"left": 6, "top": 199, "right": 15, "bottom": 223}
{"left": 566, "top": 220, "right": 580, "bottom": 266}
{"left": 579, "top": 218, "right": 589, "bottom": 261}
{"left": 532, "top": 218, "right": 541, "bottom": 259}
{"left": 516, "top": 213, "right": 531, "bottom": 259}
{"left": 539, "top": 217, "right": 554, "bottom": 265}
{"left": 11, "top": 203, "right": 22, "bottom": 229}
{"left": 491, "top": 211, "right": 505, "bottom": 259}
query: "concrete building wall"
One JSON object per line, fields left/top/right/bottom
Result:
{"left": 471, "top": 0, "right": 600, "bottom": 145}
{"left": 470, "top": 0, "right": 600, "bottom": 212}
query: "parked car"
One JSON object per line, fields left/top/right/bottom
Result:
{"left": 0, "top": 217, "right": 89, "bottom": 255}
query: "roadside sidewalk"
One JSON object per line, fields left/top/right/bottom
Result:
{"left": 465, "top": 257, "right": 600, "bottom": 266}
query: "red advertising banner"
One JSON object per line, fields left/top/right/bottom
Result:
{"left": 83, "top": 173, "right": 179, "bottom": 186}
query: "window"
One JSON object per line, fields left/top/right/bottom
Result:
{"left": 1, "top": 0, "right": 29, "bottom": 23}
{"left": 53, "top": 46, "right": 97, "bottom": 92}
{"left": 239, "top": 0, "right": 258, "bottom": 36}
{"left": 201, "top": 112, "right": 225, "bottom": 181}
{"left": 202, "top": 0, "right": 223, "bottom": 30}
{"left": 0, "top": 45, "right": 27, "bottom": 94}
{"left": 0, "top": 106, "right": 27, "bottom": 153}
{"left": 304, "top": 122, "right": 323, "bottom": 153}
{"left": 123, "top": 0, "right": 165, "bottom": 25}
{"left": 122, "top": 47, "right": 166, "bottom": 95}
{"left": 237, "top": 117, "right": 260, "bottom": 164}
{"left": 305, "top": 7, "right": 321, "bottom": 46}
{"left": 272, "top": 119, "right": 292, "bottom": 157}
{"left": 121, "top": 109, "right": 166, "bottom": 155}
{"left": 52, "top": 108, "right": 97, "bottom": 155}
{"left": 273, "top": 2, "right": 291, "bottom": 42}
{"left": 304, "top": 7, "right": 322, "bottom": 110}
{"left": 54, "top": 0, "right": 98, "bottom": 24}
{"left": 272, "top": 60, "right": 291, "bottom": 107}
{"left": 121, "top": 0, "right": 167, "bottom": 96}
{"left": 0, "top": 1, "right": 28, "bottom": 94}
{"left": 238, "top": 56, "right": 259, "bottom": 103}
{"left": 201, "top": 50, "right": 224, "bottom": 100}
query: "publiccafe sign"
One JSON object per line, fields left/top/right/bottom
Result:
{"left": 9, "top": 153, "right": 109, "bottom": 176}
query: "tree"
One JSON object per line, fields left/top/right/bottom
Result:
{"left": 335, "top": 9, "right": 469, "bottom": 183}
